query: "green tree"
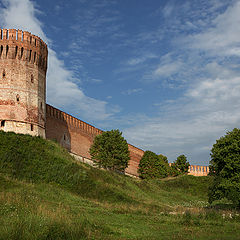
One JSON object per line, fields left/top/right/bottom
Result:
{"left": 158, "top": 154, "right": 168, "bottom": 164}
{"left": 208, "top": 128, "right": 240, "bottom": 207}
{"left": 168, "top": 164, "right": 181, "bottom": 177}
{"left": 138, "top": 151, "right": 168, "bottom": 179}
{"left": 158, "top": 154, "right": 177, "bottom": 177}
{"left": 90, "top": 129, "right": 130, "bottom": 172}
{"left": 174, "top": 154, "right": 190, "bottom": 174}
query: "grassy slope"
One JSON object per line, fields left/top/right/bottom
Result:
{"left": 0, "top": 131, "right": 239, "bottom": 240}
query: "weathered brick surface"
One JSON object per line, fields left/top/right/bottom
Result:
{"left": 0, "top": 29, "right": 47, "bottom": 137}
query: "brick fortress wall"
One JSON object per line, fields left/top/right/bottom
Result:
{"left": 0, "top": 29, "right": 47, "bottom": 137}
{"left": 45, "top": 105, "right": 208, "bottom": 177}
{"left": 45, "top": 104, "right": 144, "bottom": 177}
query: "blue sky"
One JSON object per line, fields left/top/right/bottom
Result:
{"left": 1, "top": 0, "right": 240, "bottom": 165}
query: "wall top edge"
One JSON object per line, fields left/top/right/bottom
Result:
{"left": 0, "top": 28, "right": 47, "bottom": 50}
{"left": 46, "top": 104, "right": 145, "bottom": 153}
{"left": 46, "top": 104, "right": 103, "bottom": 133}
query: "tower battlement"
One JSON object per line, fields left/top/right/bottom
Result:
{"left": 0, "top": 29, "right": 47, "bottom": 72}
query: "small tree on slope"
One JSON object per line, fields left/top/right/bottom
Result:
{"left": 90, "top": 129, "right": 130, "bottom": 172}
{"left": 174, "top": 154, "right": 190, "bottom": 174}
{"left": 138, "top": 151, "right": 168, "bottom": 179}
{"left": 208, "top": 128, "right": 240, "bottom": 207}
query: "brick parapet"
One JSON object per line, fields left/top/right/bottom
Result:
{"left": 188, "top": 165, "right": 209, "bottom": 176}
{"left": 169, "top": 163, "right": 209, "bottom": 176}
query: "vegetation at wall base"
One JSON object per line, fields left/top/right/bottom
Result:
{"left": 138, "top": 151, "right": 190, "bottom": 179}
{"left": 0, "top": 131, "right": 240, "bottom": 239}
{"left": 90, "top": 129, "right": 130, "bottom": 172}
{"left": 209, "top": 128, "right": 240, "bottom": 208}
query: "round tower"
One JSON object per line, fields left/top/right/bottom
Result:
{"left": 0, "top": 29, "right": 48, "bottom": 137}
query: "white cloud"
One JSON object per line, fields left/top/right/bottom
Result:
{"left": 127, "top": 57, "right": 146, "bottom": 66}
{"left": 187, "top": 1, "right": 240, "bottom": 56}
{"left": 162, "top": 1, "right": 174, "bottom": 18}
{"left": 0, "top": 0, "right": 114, "bottom": 121}
{"left": 0, "top": 0, "right": 46, "bottom": 40}
{"left": 154, "top": 61, "right": 182, "bottom": 78}
{"left": 127, "top": 53, "right": 157, "bottom": 66}
{"left": 121, "top": 88, "right": 143, "bottom": 95}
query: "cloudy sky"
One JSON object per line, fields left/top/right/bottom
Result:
{"left": 1, "top": 0, "right": 240, "bottom": 165}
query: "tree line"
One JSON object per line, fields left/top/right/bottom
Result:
{"left": 90, "top": 128, "right": 240, "bottom": 208}
{"left": 90, "top": 129, "right": 190, "bottom": 178}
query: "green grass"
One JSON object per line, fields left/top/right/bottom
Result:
{"left": 0, "top": 131, "right": 240, "bottom": 239}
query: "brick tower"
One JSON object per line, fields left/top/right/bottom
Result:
{"left": 0, "top": 29, "right": 48, "bottom": 137}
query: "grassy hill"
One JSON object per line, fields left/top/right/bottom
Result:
{"left": 0, "top": 131, "right": 239, "bottom": 240}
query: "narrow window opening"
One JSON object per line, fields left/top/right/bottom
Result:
{"left": 0, "top": 45, "right": 3, "bottom": 57}
{"left": 31, "top": 74, "right": 34, "bottom": 83}
{"left": 31, "top": 124, "right": 34, "bottom": 131}
{"left": 64, "top": 134, "right": 66, "bottom": 141}
{"left": 6, "top": 30, "right": 8, "bottom": 39}
{"left": 1, "top": 120, "right": 5, "bottom": 127}
{"left": 15, "top": 46, "right": 18, "bottom": 58}
{"left": 2, "top": 70, "right": 6, "bottom": 78}
{"left": 16, "top": 94, "right": 20, "bottom": 102}
{"left": 29, "top": 50, "right": 32, "bottom": 61}
{"left": 40, "top": 102, "right": 43, "bottom": 110}
{"left": 33, "top": 52, "right": 36, "bottom": 63}
{"left": 20, "top": 47, "right": 24, "bottom": 59}
{"left": 30, "top": 36, "right": 32, "bottom": 44}
{"left": 35, "top": 39, "right": 37, "bottom": 46}
{"left": 6, "top": 45, "right": 9, "bottom": 56}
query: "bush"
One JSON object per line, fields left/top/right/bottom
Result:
{"left": 138, "top": 151, "right": 168, "bottom": 179}
{"left": 208, "top": 128, "right": 240, "bottom": 207}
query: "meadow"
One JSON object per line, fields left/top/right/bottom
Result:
{"left": 0, "top": 131, "right": 239, "bottom": 240}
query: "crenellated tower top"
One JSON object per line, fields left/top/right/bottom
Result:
{"left": 0, "top": 29, "right": 48, "bottom": 137}
{"left": 0, "top": 29, "right": 48, "bottom": 72}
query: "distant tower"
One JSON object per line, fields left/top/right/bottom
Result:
{"left": 0, "top": 29, "right": 48, "bottom": 137}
